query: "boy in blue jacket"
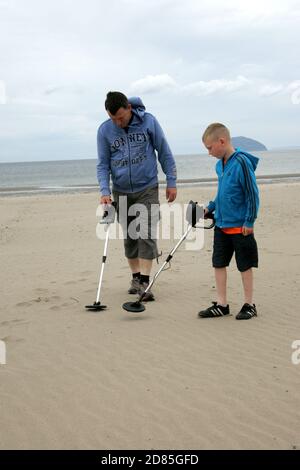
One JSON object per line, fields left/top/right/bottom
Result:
{"left": 199, "top": 123, "right": 259, "bottom": 320}
{"left": 97, "top": 91, "right": 177, "bottom": 301}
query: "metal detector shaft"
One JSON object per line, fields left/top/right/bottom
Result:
{"left": 96, "top": 225, "right": 110, "bottom": 303}
{"left": 138, "top": 224, "right": 194, "bottom": 302}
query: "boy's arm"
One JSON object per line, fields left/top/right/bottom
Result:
{"left": 206, "top": 161, "right": 218, "bottom": 213}
{"left": 206, "top": 198, "right": 216, "bottom": 213}
{"left": 97, "top": 126, "right": 111, "bottom": 197}
{"left": 237, "top": 157, "right": 259, "bottom": 229}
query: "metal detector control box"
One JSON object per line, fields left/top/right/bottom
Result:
{"left": 100, "top": 201, "right": 117, "bottom": 225}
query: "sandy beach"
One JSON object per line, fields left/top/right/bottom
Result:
{"left": 0, "top": 182, "right": 300, "bottom": 450}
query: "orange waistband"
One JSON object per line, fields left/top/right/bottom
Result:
{"left": 221, "top": 227, "right": 243, "bottom": 234}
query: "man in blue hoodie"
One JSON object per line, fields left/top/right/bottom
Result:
{"left": 198, "top": 123, "right": 259, "bottom": 320}
{"left": 97, "top": 91, "right": 177, "bottom": 301}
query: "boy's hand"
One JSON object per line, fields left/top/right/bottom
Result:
{"left": 166, "top": 187, "right": 177, "bottom": 203}
{"left": 242, "top": 226, "right": 254, "bottom": 236}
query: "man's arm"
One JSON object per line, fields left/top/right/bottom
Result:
{"left": 150, "top": 116, "right": 177, "bottom": 201}
{"left": 97, "top": 126, "right": 111, "bottom": 198}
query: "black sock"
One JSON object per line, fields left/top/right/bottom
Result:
{"left": 132, "top": 272, "right": 140, "bottom": 280}
{"left": 140, "top": 274, "right": 150, "bottom": 285}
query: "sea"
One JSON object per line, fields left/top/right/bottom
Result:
{"left": 0, "top": 148, "right": 299, "bottom": 197}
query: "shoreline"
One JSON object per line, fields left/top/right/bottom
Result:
{"left": 1, "top": 173, "right": 300, "bottom": 197}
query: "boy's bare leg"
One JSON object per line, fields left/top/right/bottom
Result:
{"left": 215, "top": 267, "right": 227, "bottom": 305}
{"left": 241, "top": 268, "right": 253, "bottom": 304}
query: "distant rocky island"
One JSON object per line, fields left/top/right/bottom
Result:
{"left": 232, "top": 136, "right": 267, "bottom": 151}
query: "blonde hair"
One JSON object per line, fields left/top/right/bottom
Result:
{"left": 202, "top": 123, "right": 231, "bottom": 142}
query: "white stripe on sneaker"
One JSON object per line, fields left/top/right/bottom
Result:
{"left": 218, "top": 306, "right": 226, "bottom": 315}
{"left": 213, "top": 307, "right": 223, "bottom": 316}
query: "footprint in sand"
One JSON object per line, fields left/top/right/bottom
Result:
{"left": 34, "top": 288, "right": 49, "bottom": 294}
{"left": 64, "top": 280, "right": 76, "bottom": 286}
{"left": 50, "top": 296, "right": 60, "bottom": 301}
{"left": 15, "top": 301, "right": 32, "bottom": 308}
{"left": 64, "top": 278, "right": 88, "bottom": 285}
{"left": 16, "top": 294, "right": 62, "bottom": 308}
{"left": 2, "top": 335, "right": 25, "bottom": 343}
{"left": 49, "top": 306, "right": 60, "bottom": 311}
{"left": 0, "top": 319, "right": 29, "bottom": 327}
{"left": 49, "top": 297, "right": 79, "bottom": 311}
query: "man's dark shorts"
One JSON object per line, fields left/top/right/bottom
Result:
{"left": 113, "top": 185, "right": 160, "bottom": 260}
{"left": 212, "top": 226, "right": 258, "bottom": 272}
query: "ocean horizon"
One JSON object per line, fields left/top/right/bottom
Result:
{"left": 0, "top": 148, "right": 300, "bottom": 196}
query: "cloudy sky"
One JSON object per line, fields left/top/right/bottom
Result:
{"left": 0, "top": 0, "right": 299, "bottom": 162}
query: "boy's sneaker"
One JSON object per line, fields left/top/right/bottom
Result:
{"left": 138, "top": 282, "right": 155, "bottom": 302}
{"left": 128, "top": 278, "right": 141, "bottom": 294}
{"left": 236, "top": 303, "right": 257, "bottom": 320}
{"left": 198, "top": 302, "right": 230, "bottom": 318}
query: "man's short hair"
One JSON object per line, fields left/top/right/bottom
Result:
{"left": 105, "top": 91, "right": 129, "bottom": 115}
{"left": 202, "top": 123, "right": 231, "bottom": 142}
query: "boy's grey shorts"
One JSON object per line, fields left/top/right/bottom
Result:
{"left": 112, "top": 185, "right": 160, "bottom": 260}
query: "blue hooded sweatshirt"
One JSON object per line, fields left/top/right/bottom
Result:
{"left": 207, "top": 150, "right": 259, "bottom": 228}
{"left": 97, "top": 97, "right": 177, "bottom": 195}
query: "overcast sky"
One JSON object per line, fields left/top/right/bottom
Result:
{"left": 0, "top": 0, "right": 299, "bottom": 162}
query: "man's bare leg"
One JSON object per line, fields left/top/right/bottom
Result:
{"left": 127, "top": 258, "right": 140, "bottom": 274}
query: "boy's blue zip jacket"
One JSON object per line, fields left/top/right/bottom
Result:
{"left": 207, "top": 149, "right": 259, "bottom": 228}
{"left": 97, "top": 97, "right": 177, "bottom": 195}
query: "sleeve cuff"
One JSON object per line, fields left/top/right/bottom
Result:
{"left": 207, "top": 202, "right": 215, "bottom": 212}
{"left": 166, "top": 177, "right": 177, "bottom": 188}
{"left": 244, "top": 220, "right": 254, "bottom": 228}
{"left": 101, "top": 189, "right": 111, "bottom": 196}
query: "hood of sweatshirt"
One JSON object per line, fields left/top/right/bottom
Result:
{"left": 128, "top": 96, "right": 146, "bottom": 121}
{"left": 234, "top": 148, "right": 259, "bottom": 171}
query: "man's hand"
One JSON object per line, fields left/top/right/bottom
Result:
{"left": 100, "top": 195, "right": 112, "bottom": 206}
{"left": 166, "top": 187, "right": 177, "bottom": 203}
{"left": 242, "top": 226, "right": 254, "bottom": 236}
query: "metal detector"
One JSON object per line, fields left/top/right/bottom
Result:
{"left": 122, "top": 201, "right": 215, "bottom": 313}
{"left": 85, "top": 202, "right": 116, "bottom": 312}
